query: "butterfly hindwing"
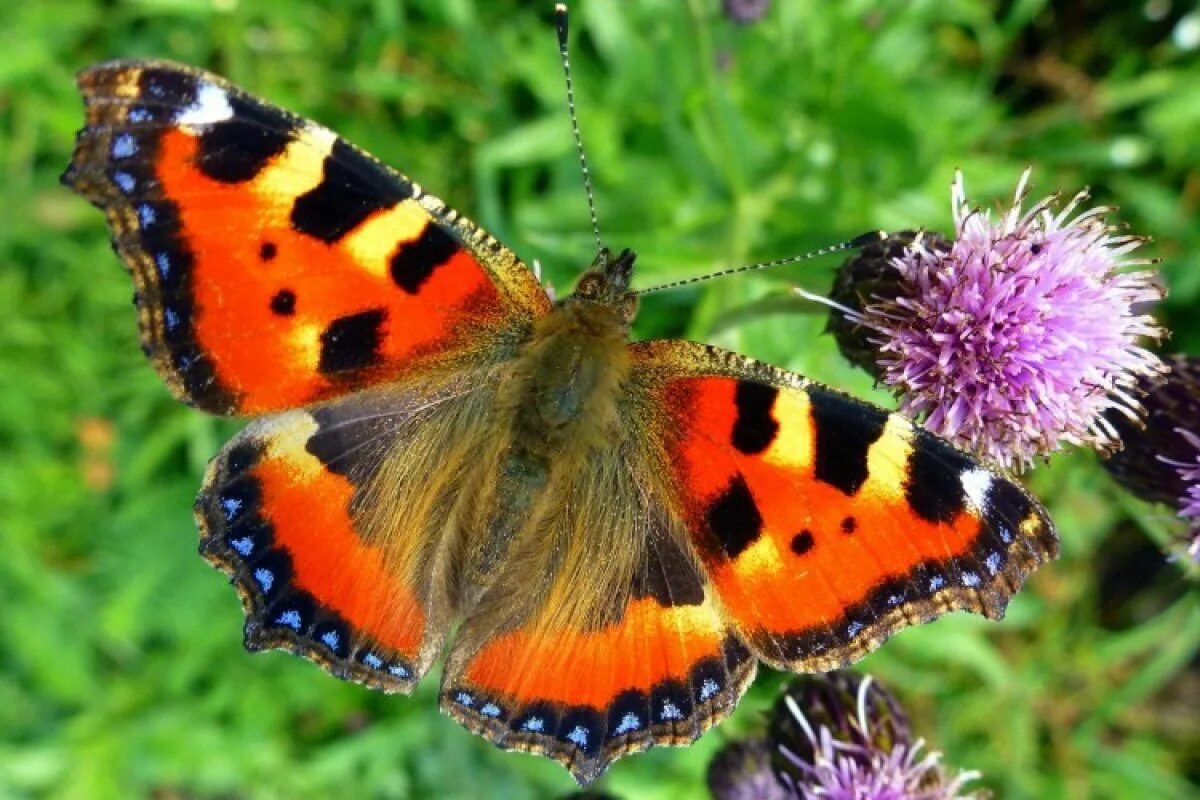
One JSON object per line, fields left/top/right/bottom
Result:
{"left": 195, "top": 374, "right": 491, "bottom": 691}
{"left": 630, "top": 340, "right": 1059, "bottom": 672}
{"left": 63, "top": 60, "right": 550, "bottom": 415}
{"left": 439, "top": 444, "right": 757, "bottom": 783}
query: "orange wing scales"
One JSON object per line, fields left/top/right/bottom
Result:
{"left": 441, "top": 531, "right": 757, "bottom": 784}
{"left": 196, "top": 408, "right": 435, "bottom": 693}
{"left": 633, "top": 341, "right": 1058, "bottom": 672}
{"left": 62, "top": 60, "right": 549, "bottom": 415}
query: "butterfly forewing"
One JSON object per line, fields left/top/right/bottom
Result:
{"left": 63, "top": 60, "right": 550, "bottom": 415}
{"left": 630, "top": 340, "right": 1058, "bottom": 672}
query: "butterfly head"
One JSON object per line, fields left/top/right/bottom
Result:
{"left": 568, "top": 247, "right": 639, "bottom": 325}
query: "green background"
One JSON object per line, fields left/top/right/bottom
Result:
{"left": 3, "top": 0, "right": 1198, "bottom": 797}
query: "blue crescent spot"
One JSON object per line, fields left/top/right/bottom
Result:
{"left": 164, "top": 308, "right": 180, "bottom": 331}
{"left": 155, "top": 252, "right": 171, "bottom": 279}
{"left": 522, "top": 717, "right": 544, "bottom": 733}
{"left": 320, "top": 630, "right": 340, "bottom": 649}
{"left": 846, "top": 620, "right": 863, "bottom": 638}
{"left": 127, "top": 108, "right": 151, "bottom": 124}
{"left": 481, "top": 703, "right": 501, "bottom": 718}
{"left": 229, "top": 536, "right": 253, "bottom": 556}
{"left": 699, "top": 678, "right": 720, "bottom": 701}
{"left": 388, "top": 664, "right": 410, "bottom": 679}
{"left": 253, "top": 568, "right": 273, "bottom": 593}
{"left": 659, "top": 701, "right": 682, "bottom": 721}
{"left": 137, "top": 204, "right": 156, "bottom": 228}
{"left": 455, "top": 692, "right": 474, "bottom": 707}
{"left": 220, "top": 496, "right": 243, "bottom": 521}
{"left": 928, "top": 575, "right": 946, "bottom": 591}
{"left": 276, "top": 610, "right": 302, "bottom": 630}
{"left": 614, "top": 712, "right": 641, "bottom": 735}
{"left": 111, "top": 133, "right": 137, "bottom": 159}
{"left": 985, "top": 552, "right": 1002, "bottom": 575}
{"left": 961, "top": 571, "right": 981, "bottom": 587}
{"left": 112, "top": 171, "right": 136, "bottom": 194}
{"left": 566, "top": 725, "right": 589, "bottom": 747}
{"left": 362, "top": 653, "right": 383, "bottom": 669}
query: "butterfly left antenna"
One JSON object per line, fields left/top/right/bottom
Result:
{"left": 555, "top": 3, "right": 603, "bottom": 253}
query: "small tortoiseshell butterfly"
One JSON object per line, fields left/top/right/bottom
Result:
{"left": 63, "top": 37, "right": 1057, "bottom": 784}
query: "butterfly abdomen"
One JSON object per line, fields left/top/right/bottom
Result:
{"left": 448, "top": 298, "right": 635, "bottom": 600}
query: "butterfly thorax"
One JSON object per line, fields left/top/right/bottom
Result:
{"left": 500, "top": 247, "right": 638, "bottom": 454}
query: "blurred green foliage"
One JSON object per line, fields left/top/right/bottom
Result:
{"left": 2, "top": 0, "right": 1198, "bottom": 797}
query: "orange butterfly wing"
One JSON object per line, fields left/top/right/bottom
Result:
{"left": 441, "top": 516, "right": 756, "bottom": 783}
{"left": 631, "top": 340, "right": 1059, "bottom": 671}
{"left": 196, "top": 375, "right": 486, "bottom": 692}
{"left": 63, "top": 60, "right": 550, "bottom": 415}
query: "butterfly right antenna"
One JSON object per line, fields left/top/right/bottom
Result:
{"left": 634, "top": 230, "right": 888, "bottom": 295}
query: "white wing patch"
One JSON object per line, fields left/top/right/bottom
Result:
{"left": 176, "top": 82, "right": 234, "bottom": 125}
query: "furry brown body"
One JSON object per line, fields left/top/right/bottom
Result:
{"left": 352, "top": 250, "right": 653, "bottom": 649}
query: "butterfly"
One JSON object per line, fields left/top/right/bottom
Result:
{"left": 62, "top": 58, "right": 1058, "bottom": 784}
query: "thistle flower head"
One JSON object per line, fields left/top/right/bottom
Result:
{"left": 1102, "top": 354, "right": 1200, "bottom": 563}
{"left": 1163, "top": 429, "right": 1200, "bottom": 563}
{"left": 708, "top": 738, "right": 790, "bottom": 800}
{"left": 769, "top": 672, "right": 982, "bottom": 800}
{"left": 724, "top": 0, "right": 771, "bottom": 24}
{"left": 828, "top": 170, "right": 1165, "bottom": 471}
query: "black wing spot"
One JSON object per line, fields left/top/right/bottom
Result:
{"left": 841, "top": 516, "right": 857, "bottom": 534}
{"left": 985, "top": 475, "right": 1036, "bottom": 540}
{"left": 196, "top": 119, "right": 290, "bottom": 183}
{"left": 318, "top": 309, "right": 387, "bottom": 374}
{"left": 650, "top": 679, "right": 694, "bottom": 725}
{"left": 390, "top": 223, "right": 460, "bottom": 294}
{"left": 556, "top": 707, "right": 604, "bottom": 758}
{"left": 635, "top": 531, "right": 705, "bottom": 607}
{"left": 790, "top": 530, "right": 815, "bottom": 555}
{"left": 810, "top": 391, "right": 887, "bottom": 496}
{"left": 270, "top": 289, "right": 296, "bottom": 316}
{"left": 905, "top": 430, "right": 971, "bottom": 524}
{"left": 607, "top": 690, "right": 649, "bottom": 739}
{"left": 259, "top": 241, "right": 278, "bottom": 261}
{"left": 306, "top": 401, "right": 397, "bottom": 480}
{"left": 290, "top": 140, "right": 412, "bottom": 243}
{"left": 704, "top": 474, "right": 763, "bottom": 560}
{"left": 731, "top": 381, "right": 779, "bottom": 455}
{"left": 138, "top": 69, "right": 197, "bottom": 107}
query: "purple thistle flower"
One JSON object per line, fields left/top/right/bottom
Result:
{"left": 1158, "top": 428, "right": 1200, "bottom": 563}
{"left": 824, "top": 170, "right": 1165, "bottom": 471}
{"left": 768, "top": 673, "right": 981, "bottom": 800}
{"left": 1102, "top": 355, "right": 1200, "bottom": 507}
{"left": 780, "top": 728, "right": 978, "bottom": 800}
{"left": 724, "top": 0, "right": 771, "bottom": 25}
{"left": 1102, "top": 354, "right": 1200, "bottom": 563}
{"left": 708, "top": 738, "right": 791, "bottom": 800}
